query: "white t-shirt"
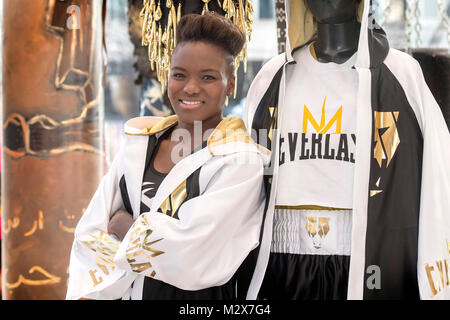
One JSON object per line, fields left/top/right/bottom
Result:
{"left": 276, "top": 44, "right": 358, "bottom": 209}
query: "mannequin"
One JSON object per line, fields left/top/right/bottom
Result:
{"left": 249, "top": 0, "right": 366, "bottom": 300}
{"left": 307, "top": 0, "right": 360, "bottom": 64}
{"left": 246, "top": 0, "right": 450, "bottom": 300}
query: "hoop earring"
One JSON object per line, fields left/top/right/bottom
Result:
{"left": 225, "top": 95, "right": 229, "bottom": 106}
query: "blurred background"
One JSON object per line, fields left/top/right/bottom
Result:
{"left": 0, "top": 0, "right": 448, "bottom": 299}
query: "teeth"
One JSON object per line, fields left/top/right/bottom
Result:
{"left": 182, "top": 100, "right": 202, "bottom": 105}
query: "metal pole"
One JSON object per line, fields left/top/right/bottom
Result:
{"left": 2, "top": 0, "right": 105, "bottom": 299}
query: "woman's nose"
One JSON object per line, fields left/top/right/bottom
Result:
{"left": 183, "top": 78, "right": 200, "bottom": 95}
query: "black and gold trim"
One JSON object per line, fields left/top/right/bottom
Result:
{"left": 157, "top": 166, "right": 201, "bottom": 220}
{"left": 251, "top": 66, "right": 284, "bottom": 151}
{"left": 124, "top": 115, "right": 178, "bottom": 136}
{"left": 363, "top": 61, "right": 424, "bottom": 300}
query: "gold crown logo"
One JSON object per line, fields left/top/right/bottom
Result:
{"left": 302, "top": 97, "right": 342, "bottom": 134}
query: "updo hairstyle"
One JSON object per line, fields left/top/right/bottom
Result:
{"left": 176, "top": 13, "right": 245, "bottom": 58}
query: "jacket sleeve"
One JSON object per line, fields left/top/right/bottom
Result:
{"left": 384, "top": 49, "right": 450, "bottom": 299}
{"left": 115, "top": 152, "right": 266, "bottom": 291}
{"left": 413, "top": 59, "right": 450, "bottom": 300}
{"left": 66, "top": 150, "right": 136, "bottom": 300}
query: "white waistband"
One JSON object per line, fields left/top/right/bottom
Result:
{"left": 271, "top": 208, "right": 352, "bottom": 256}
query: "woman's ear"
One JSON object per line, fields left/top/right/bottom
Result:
{"left": 227, "top": 75, "right": 236, "bottom": 97}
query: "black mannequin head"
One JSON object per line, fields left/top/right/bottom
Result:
{"left": 305, "top": 0, "right": 362, "bottom": 63}
{"left": 306, "top": 0, "right": 359, "bottom": 24}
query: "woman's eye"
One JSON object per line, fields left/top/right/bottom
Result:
{"left": 172, "top": 73, "right": 185, "bottom": 79}
{"left": 202, "top": 75, "right": 216, "bottom": 81}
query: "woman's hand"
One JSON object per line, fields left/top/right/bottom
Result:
{"left": 107, "top": 209, "right": 134, "bottom": 241}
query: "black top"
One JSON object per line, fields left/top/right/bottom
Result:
{"left": 139, "top": 127, "right": 171, "bottom": 214}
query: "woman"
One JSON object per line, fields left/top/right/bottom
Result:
{"left": 66, "top": 13, "right": 269, "bottom": 300}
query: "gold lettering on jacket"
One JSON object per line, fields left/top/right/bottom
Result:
{"left": 89, "top": 270, "right": 103, "bottom": 287}
{"left": 143, "top": 229, "right": 164, "bottom": 258}
{"left": 83, "top": 231, "right": 120, "bottom": 287}
{"left": 373, "top": 111, "right": 400, "bottom": 168}
{"left": 125, "top": 218, "right": 164, "bottom": 276}
{"left": 424, "top": 239, "right": 450, "bottom": 297}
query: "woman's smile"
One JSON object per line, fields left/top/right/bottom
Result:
{"left": 178, "top": 99, "right": 205, "bottom": 110}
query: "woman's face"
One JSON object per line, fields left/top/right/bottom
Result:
{"left": 168, "top": 41, "right": 234, "bottom": 127}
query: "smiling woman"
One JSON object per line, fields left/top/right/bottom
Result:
{"left": 167, "top": 13, "right": 244, "bottom": 140}
{"left": 66, "top": 13, "right": 271, "bottom": 301}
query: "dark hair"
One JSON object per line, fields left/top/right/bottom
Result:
{"left": 176, "top": 13, "right": 245, "bottom": 57}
